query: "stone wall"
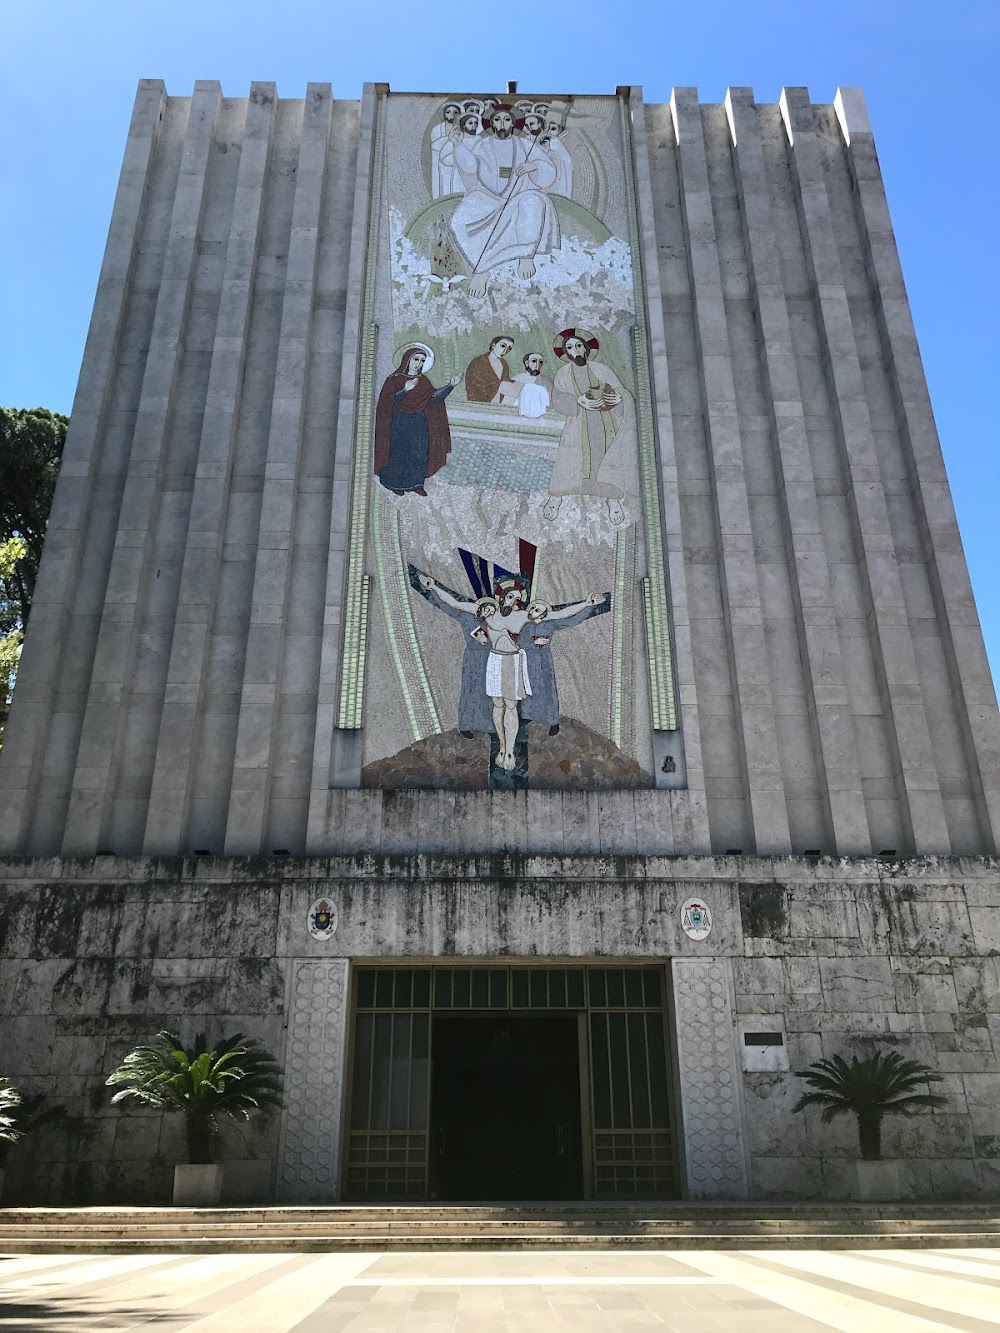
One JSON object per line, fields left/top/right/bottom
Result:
{"left": 2, "top": 853, "right": 999, "bottom": 1203}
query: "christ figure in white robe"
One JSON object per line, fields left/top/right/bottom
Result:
{"left": 418, "top": 575, "right": 600, "bottom": 770}
{"left": 450, "top": 107, "right": 560, "bottom": 297}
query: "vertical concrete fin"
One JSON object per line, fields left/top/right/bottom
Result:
{"left": 780, "top": 87, "right": 951, "bottom": 855}
{"left": 0, "top": 80, "right": 167, "bottom": 853}
{"left": 833, "top": 86, "right": 871, "bottom": 146}
{"left": 142, "top": 83, "right": 279, "bottom": 856}
{"left": 837, "top": 90, "right": 1000, "bottom": 852}
{"left": 670, "top": 87, "right": 792, "bottom": 855}
{"left": 305, "top": 84, "right": 380, "bottom": 855}
{"left": 726, "top": 88, "right": 870, "bottom": 855}
{"left": 60, "top": 82, "right": 222, "bottom": 856}
{"left": 627, "top": 87, "right": 709, "bottom": 851}
{"left": 224, "top": 84, "right": 334, "bottom": 855}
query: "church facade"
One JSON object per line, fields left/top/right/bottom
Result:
{"left": 2, "top": 81, "right": 1000, "bottom": 1204}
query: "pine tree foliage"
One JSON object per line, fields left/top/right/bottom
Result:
{"left": 0, "top": 406, "right": 68, "bottom": 627}
{"left": 792, "top": 1050, "right": 947, "bottom": 1160}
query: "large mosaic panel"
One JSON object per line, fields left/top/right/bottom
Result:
{"left": 342, "top": 92, "right": 675, "bottom": 791}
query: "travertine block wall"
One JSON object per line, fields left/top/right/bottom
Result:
{"left": 0, "top": 82, "right": 996, "bottom": 860}
{"left": 2, "top": 854, "right": 999, "bottom": 1203}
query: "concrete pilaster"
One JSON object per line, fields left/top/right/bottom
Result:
{"left": 60, "top": 82, "right": 221, "bottom": 855}
{"left": 276, "top": 958, "right": 350, "bottom": 1202}
{"left": 0, "top": 82, "right": 167, "bottom": 852}
{"left": 224, "top": 85, "right": 333, "bottom": 854}
{"left": 306, "top": 85, "right": 379, "bottom": 855}
{"left": 780, "top": 88, "right": 950, "bottom": 855}
{"left": 669, "top": 88, "right": 791, "bottom": 855}
{"left": 833, "top": 87, "right": 1000, "bottom": 855}
{"left": 672, "top": 957, "right": 750, "bottom": 1199}
{"left": 141, "top": 85, "right": 278, "bottom": 855}
{"left": 627, "top": 87, "right": 710, "bottom": 853}
{"left": 725, "top": 89, "right": 870, "bottom": 855}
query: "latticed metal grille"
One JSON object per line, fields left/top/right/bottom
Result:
{"left": 345, "top": 965, "right": 677, "bottom": 1200}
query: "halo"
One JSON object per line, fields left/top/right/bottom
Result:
{"left": 553, "top": 327, "right": 600, "bottom": 358}
{"left": 395, "top": 341, "right": 434, "bottom": 373}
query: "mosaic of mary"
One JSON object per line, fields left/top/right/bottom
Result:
{"left": 374, "top": 344, "right": 462, "bottom": 496}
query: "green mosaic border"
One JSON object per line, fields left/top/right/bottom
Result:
{"left": 336, "top": 93, "right": 385, "bottom": 731}
{"left": 620, "top": 96, "right": 678, "bottom": 732}
{"left": 610, "top": 527, "right": 628, "bottom": 749}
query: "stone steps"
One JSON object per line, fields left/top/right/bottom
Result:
{"left": 1, "top": 1204, "right": 999, "bottom": 1252}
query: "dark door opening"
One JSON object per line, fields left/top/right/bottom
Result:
{"left": 429, "top": 1014, "right": 583, "bottom": 1200}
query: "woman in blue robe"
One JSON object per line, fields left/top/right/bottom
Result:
{"left": 374, "top": 345, "right": 461, "bottom": 495}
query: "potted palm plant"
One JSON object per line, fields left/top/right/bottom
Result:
{"left": 793, "top": 1050, "right": 947, "bottom": 1199}
{"left": 0, "top": 1079, "right": 20, "bottom": 1202}
{"left": 106, "top": 1032, "right": 283, "bottom": 1206}
{"left": 0, "top": 1088, "right": 66, "bottom": 1200}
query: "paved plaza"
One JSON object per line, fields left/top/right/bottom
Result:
{"left": 2, "top": 1247, "right": 1000, "bottom": 1331}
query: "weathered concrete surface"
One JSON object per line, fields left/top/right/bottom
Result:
{"left": 2, "top": 853, "right": 1000, "bottom": 1203}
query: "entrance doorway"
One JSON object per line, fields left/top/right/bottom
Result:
{"left": 345, "top": 965, "right": 678, "bottom": 1201}
{"left": 430, "top": 1014, "right": 583, "bottom": 1200}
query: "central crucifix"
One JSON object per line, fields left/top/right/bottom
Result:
{"left": 408, "top": 543, "right": 610, "bottom": 790}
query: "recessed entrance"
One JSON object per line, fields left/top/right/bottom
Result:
{"left": 345, "top": 965, "right": 678, "bottom": 1201}
{"left": 430, "top": 1014, "right": 583, "bottom": 1200}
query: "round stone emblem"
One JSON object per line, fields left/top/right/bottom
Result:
{"left": 307, "top": 897, "right": 338, "bottom": 941}
{"left": 680, "top": 897, "right": 712, "bottom": 941}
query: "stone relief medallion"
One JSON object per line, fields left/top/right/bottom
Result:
{"left": 680, "top": 897, "right": 712, "bottom": 941}
{"left": 307, "top": 897, "right": 338, "bottom": 941}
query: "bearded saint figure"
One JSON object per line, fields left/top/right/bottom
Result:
{"left": 544, "top": 329, "right": 639, "bottom": 527}
{"left": 450, "top": 105, "right": 560, "bottom": 297}
{"left": 430, "top": 102, "right": 463, "bottom": 197}
{"left": 374, "top": 345, "right": 462, "bottom": 496}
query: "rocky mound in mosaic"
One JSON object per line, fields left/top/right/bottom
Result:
{"left": 362, "top": 718, "right": 652, "bottom": 790}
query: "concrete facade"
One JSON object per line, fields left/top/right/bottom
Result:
{"left": 1, "top": 81, "right": 998, "bottom": 1204}
{"left": 3, "top": 854, "right": 1000, "bottom": 1203}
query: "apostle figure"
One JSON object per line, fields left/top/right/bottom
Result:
{"left": 544, "top": 329, "right": 639, "bottom": 527}
{"left": 542, "top": 119, "right": 573, "bottom": 196}
{"left": 410, "top": 567, "right": 496, "bottom": 736}
{"left": 430, "top": 102, "right": 463, "bottom": 197}
{"left": 521, "top": 596, "right": 610, "bottom": 733}
{"left": 450, "top": 105, "right": 559, "bottom": 297}
{"left": 464, "top": 335, "right": 518, "bottom": 404}
{"left": 439, "top": 113, "right": 481, "bottom": 193}
{"left": 374, "top": 344, "right": 462, "bottom": 496}
{"left": 418, "top": 574, "right": 602, "bottom": 771}
{"left": 514, "top": 352, "right": 552, "bottom": 419}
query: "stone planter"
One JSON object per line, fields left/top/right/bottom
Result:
{"left": 854, "top": 1160, "right": 899, "bottom": 1201}
{"left": 173, "top": 1163, "right": 223, "bottom": 1207}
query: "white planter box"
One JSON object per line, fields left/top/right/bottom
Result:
{"left": 854, "top": 1161, "right": 899, "bottom": 1201}
{"left": 172, "top": 1163, "right": 223, "bottom": 1207}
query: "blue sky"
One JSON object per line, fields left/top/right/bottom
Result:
{"left": 2, "top": 0, "right": 998, "bottom": 676}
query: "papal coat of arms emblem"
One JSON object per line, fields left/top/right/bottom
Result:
{"left": 307, "top": 897, "right": 338, "bottom": 941}
{"left": 680, "top": 897, "right": 712, "bottom": 941}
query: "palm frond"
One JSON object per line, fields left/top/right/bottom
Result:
{"left": 106, "top": 1031, "right": 283, "bottom": 1125}
{"left": 793, "top": 1049, "right": 948, "bottom": 1146}
{"left": 0, "top": 1078, "right": 22, "bottom": 1145}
